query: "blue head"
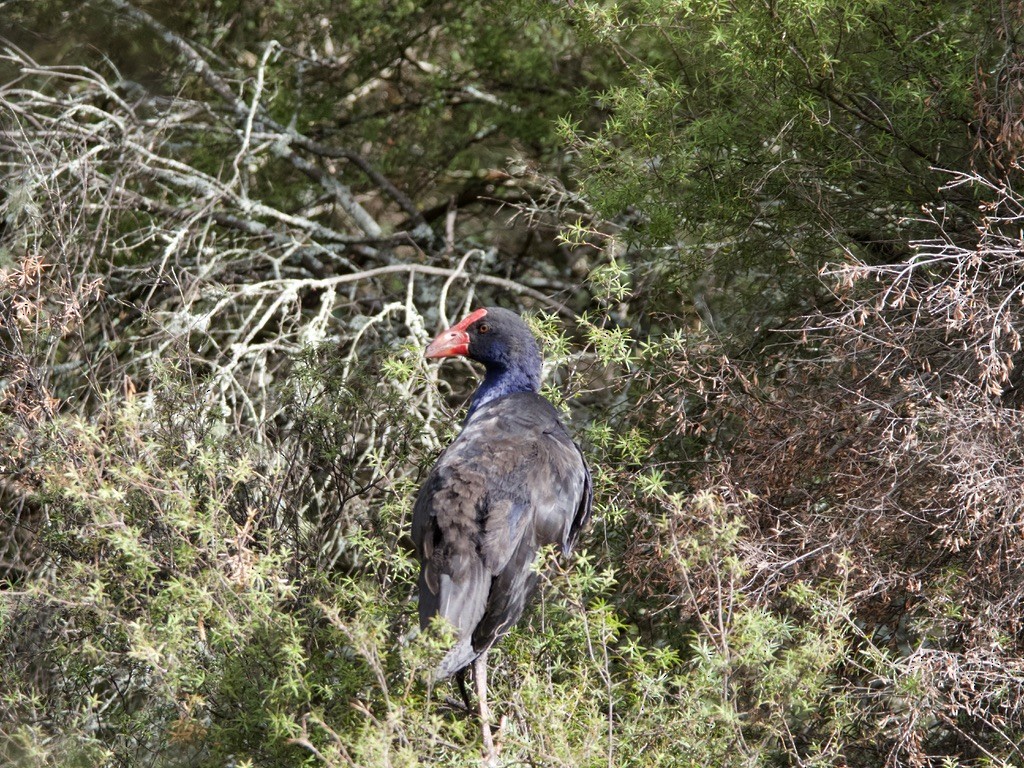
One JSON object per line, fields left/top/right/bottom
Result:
{"left": 425, "top": 306, "right": 543, "bottom": 416}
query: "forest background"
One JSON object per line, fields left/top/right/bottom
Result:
{"left": 2, "top": 1, "right": 1024, "bottom": 766}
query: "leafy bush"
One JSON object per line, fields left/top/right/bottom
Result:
{"left": 4, "top": 2, "right": 1024, "bottom": 767}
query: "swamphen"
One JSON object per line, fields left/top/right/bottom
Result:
{"left": 413, "top": 306, "right": 592, "bottom": 760}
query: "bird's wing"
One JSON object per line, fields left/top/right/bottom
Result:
{"left": 412, "top": 393, "right": 590, "bottom": 664}
{"left": 435, "top": 394, "right": 588, "bottom": 566}
{"left": 566, "top": 443, "right": 593, "bottom": 555}
{"left": 529, "top": 421, "right": 592, "bottom": 558}
{"left": 412, "top": 428, "right": 497, "bottom": 646}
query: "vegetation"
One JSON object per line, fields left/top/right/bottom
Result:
{"left": 2, "top": 0, "right": 1023, "bottom": 766}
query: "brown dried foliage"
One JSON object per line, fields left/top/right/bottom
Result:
{"left": 619, "top": 172, "right": 1024, "bottom": 764}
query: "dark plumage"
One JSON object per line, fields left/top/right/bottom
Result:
{"left": 412, "top": 307, "right": 592, "bottom": 739}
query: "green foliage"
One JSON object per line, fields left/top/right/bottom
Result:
{"left": 554, "top": 0, "right": 992, "bottom": 338}
{"left": 4, "top": 1, "right": 1024, "bottom": 766}
{"left": 1, "top": 309, "right": 882, "bottom": 767}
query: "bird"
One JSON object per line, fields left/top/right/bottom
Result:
{"left": 412, "top": 306, "right": 592, "bottom": 758}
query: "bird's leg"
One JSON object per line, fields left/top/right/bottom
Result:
{"left": 455, "top": 668, "right": 473, "bottom": 710}
{"left": 473, "top": 653, "right": 496, "bottom": 765}
{"left": 441, "top": 693, "right": 474, "bottom": 713}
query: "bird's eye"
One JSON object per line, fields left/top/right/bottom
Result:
{"left": 477, "top": 323, "right": 490, "bottom": 334}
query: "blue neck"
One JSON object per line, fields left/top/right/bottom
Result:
{"left": 466, "top": 361, "right": 542, "bottom": 419}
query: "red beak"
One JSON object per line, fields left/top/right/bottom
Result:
{"left": 425, "top": 308, "right": 488, "bottom": 359}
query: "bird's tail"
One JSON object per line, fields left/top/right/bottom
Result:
{"left": 429, "top": 566, "right": 490, "bottom": 680}
{"left": 433, "top": 638, "right": 479, "bottom": 681}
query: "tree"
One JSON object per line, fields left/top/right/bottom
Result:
{"left": 3, "top": 1, "right": 1024, "bottom": 766}
{"left": 556, "top": 1, "right": 1024, "bottom": 763}
{"left": 558, "top": 0, "right": 1008, "bottom": 338}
